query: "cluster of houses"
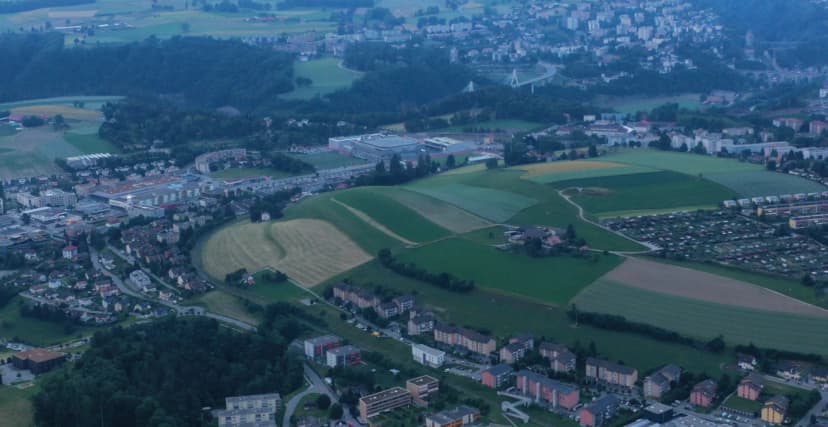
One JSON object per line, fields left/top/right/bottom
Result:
{"left": 332, "top": 282, "right": 416, "bottom": 320}
{"left": 303, "top": 335, "right": 361, "bottom": 369}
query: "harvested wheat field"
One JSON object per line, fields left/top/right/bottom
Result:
{"left": 201, "top": 219, "right": 372, "bottom": 287}
{"left": 605, "top": 257, "right": 828, "bottom": 318}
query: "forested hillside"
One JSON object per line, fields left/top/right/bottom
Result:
{"left": 33, "top": 307, "right": 306, "bottom": 427}
{"left": 0, "top": 33, "right": 295, "bottom": 109}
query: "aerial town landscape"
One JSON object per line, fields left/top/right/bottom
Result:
{"left": 1, "top": 1, "right": 828, "bottom": 427}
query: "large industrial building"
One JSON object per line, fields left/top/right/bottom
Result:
{"left": 329, "top": 133, "right": 421, "bottom": 161}
{"left": 92, "top": 176, "right": 204, "bottom": 210}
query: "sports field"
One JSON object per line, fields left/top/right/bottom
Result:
{"left": 556, "top": 171, "right": 737, "bottom": 215}
{"left": 407, "top": 182, "right": 538, "bottom": 223}
{"left": 333, "top": 189, "right": 451, "bottom": 243}
{"left": 286, "top": 151, "right": 368, "bottom": 170}
{"left": 282, "top": 58, "right": 363, "bottom": 100}
{"left": 399, "top": 236, "right": 623, "bottom": 305}
{"left": 0, "top": 385, "right": 36, "bottom": 427}
{"left": 574, "top": 278, "right": 828, "bottom": 355}
{"left": 200, "top": 219, "right": 372, "bottom": 287}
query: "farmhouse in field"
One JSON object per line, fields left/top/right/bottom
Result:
{"left": 643, "top": 364, "right": 682, "bottom": 400}
{"left": 737, "top": 353, "right": 757, "bottom": 371}
{"left": 690, "top": 379, "right": 718, "bottom": 408}
{"left": 585, "top": 357, "right": 638, "bottom": 388}
{"left": 433, "top": 324, "right": 496, "bottom": 356}
{"left": 737, "top": 373, "right": 764, "bottom": 401}
{"left": 761, "top": 395, "right": 789, "bottom": 425}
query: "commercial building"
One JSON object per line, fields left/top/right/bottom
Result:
{"left": 326, "top": 345, "right": 361, "bottom": 368}
{"left": 586, "top": 358, "right": 638, "bottom": 388}
{"left": 761, "top": 395, "right": 789, "bottom": 425}
{"left": 358, "top": 387, "right": 412, "bottom": 420}
{"left": 92, "top": 176, "right": 203, "bottom": 209}
{"left": 481, "top": 364, "right": 513, "bottom": 389}
{"left": 515, "top": 370, "right": 580, "bottom": 410}
{"left": 422, "top": 137, "right": 473, "bottom": 153}
{"left": 412, "top": 343, "right": 445, "bottom": 368}
{"left": 328, "top": 133, "right": 420, "bottom": 161}
{"left": 425, "top": 405, "right": 480, "bottom": 427}
{"left": 40, "top": 189, "right": 78, "bottom": 208}
{"left": 12, "top": 348, "right": 66, "bottom": 374}
{"left": 579, "top": 395, "right": 620, "bottom": 427}
{"left": 195, "top": 149, "right": 247, "bottom": 174}
{"left": 406, "top": 375, "right": 439, "bottom": 404}
{"left": 303, "top": 335, "right": 340, "bottom": 359}
{"left": 66, "top": 153, "right": 113, "bottom": 169}
{"left": 643, "top": 403, "right": 674, "bottom": 423}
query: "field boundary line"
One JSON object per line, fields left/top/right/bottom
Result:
{"left": 331, "top": 198, "right": 418, "bottom": 246}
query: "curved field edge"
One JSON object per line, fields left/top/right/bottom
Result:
{"left": 574, "top": 279, "right": 828, "bottom": 355}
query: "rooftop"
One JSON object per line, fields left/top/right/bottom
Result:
{"left": 14, "top": 348, "right": 65, "bottom": 363}
{"left": 359, "top": 387, "right": 410, "bottom": 405}
{"left": 407, "top": 375, "right": 439, "bottom": 387}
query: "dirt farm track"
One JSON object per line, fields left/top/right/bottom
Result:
{"left": 606, "top": 257, "right": 828, "bottom": 318}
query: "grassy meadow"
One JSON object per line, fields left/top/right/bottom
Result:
{"left": 282, "top": 58, "right": 363, "bottom": 100}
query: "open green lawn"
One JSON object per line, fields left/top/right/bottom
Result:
{"left": 321, "top": 261, "right": 726, "bottom": 374}
{"left": 334, "top": 188, "right": 451, "bottom": 243}
{"left": 0, "top": 125, "right": 16, "bottom": 137}
{"left": 647, "top": 257, "right": 826, "bottom": 308}
{"left": 63, "top": 132, "right": 121, "bottom": 154}
{"left": 282, "top": 58, "right": 363, "bottom": 100}
{"left": 722, "top": 395, "right": 762, "bottom": 414}
{"left": 0, "top": 297, "right": 91, "bottom": 346}
{"left": 210, "top": 168, "right": 295, "bottom": 180}
{"left": 287, "top": 151, "right": 368, "bottom": 170}
{"left": 398, "top": 234, "right": 623, "bottom": 305}
{"left": 0, "top": 96, "right": 122, "bottom": 110}
{"left": 0, "top": 385, "right": 37, "bottom": 427}
{"left": 555, "top": 171, "right": 737, "bottom": 215}
{"left": 574, "top": 279, "right": 828, "bottom": 355}
{"left": 705, "top": 170, "right": 827, "bottom": 197}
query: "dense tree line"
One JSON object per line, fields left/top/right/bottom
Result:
{"left": 377, "top": 249, "right": 475, "bottom": 293}
{"left": 0, "top": 33, "right": 294, "bottom": 110}
{"left": 269, "top": 152, "right": 315, "bottom": 174}
{"left": 568, "top": 305, "right": 700, "bottom": 347}
{"left": 0, "top": 287, "right": 18, "bottom": 308}
{"left": 34, "top": 311, "right": 305, "bottom": 427}
{"left": 353, "top": 153, "right": 437, "bottom": 187}
{"left": 0, "top": 0, "right": 92, "bottom": 14}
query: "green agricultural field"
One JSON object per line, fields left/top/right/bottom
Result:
{"left": 398, "top": 235, "right": 623, "bottom": 304}
{"left": 0, "top": 385, "right": 37, "bottom": 427}
{"left": 0, "top": 297, "right": 90, "bottom": 346}
{"left": 0, "top": 125, "right": 16, "bottom": 137}
{"left": 282, "top": 58, "right": 363, "bottom": 100}
{"left": 63, "top": 132, "right": 121, "bottom": 154}
{"left": 705, "top": 170, "right": 827, "bottom": 197}
{"left": 333, "top": 188, "right": 451, "bottom": 243}
{"left": 385, "top": 188, "right": 491, "bottom": 233}
{"left": 324, "top": 261, "right": 726, "bottom": 374}
{"left": 525, "top": 164, "right": 656, "bottom": 184}
{"left": 555, "top": 171, "right": 737, "bottom": 215}
{"left": 603, "top": 149, "right": 761, "bottom": 175}
{"left": 210, "top": 168, "right": 295, "bottom": 180}
{"left": 574, "top": 279, "right": 828, "bottom": 355}
{"left": 287, "top": 151, "right": 368, "bottom": 170}
{"left": 406, "top": 181, "right": 538, "bottom": 223}
{"left": 0, "top": 96, "right": 122, "bottom": 111}
{"left": 193, "top": 290, "right": 262, "bottom": 326}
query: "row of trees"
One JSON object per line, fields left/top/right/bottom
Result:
{"left": 377, "top": 249, "right": 475, "bottom": 293}
{"left": 249, "top": 188, "right": 301, "bottom": 222}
